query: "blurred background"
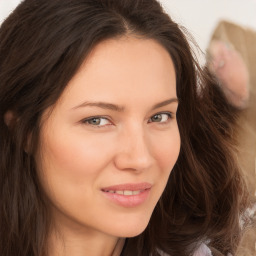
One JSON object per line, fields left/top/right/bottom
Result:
{"left": 1, "top": 0, "right": 256, "bottom": 55}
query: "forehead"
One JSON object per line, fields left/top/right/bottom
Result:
{"left": 56, "top": 36, "right": 177, "bottom": 110}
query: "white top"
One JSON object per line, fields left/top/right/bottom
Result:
{"left": 159, "top": 243, "right": 212, "bottom": 256}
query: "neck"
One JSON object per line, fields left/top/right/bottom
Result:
{"left": 48, "top": 229, "right": 125, "bottom": 256}
{"left": 47, "top": 218, "right": 125, "bottom": 256}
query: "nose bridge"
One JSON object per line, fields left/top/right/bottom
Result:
{"left": 127, "top": 123, "right": 148, "bottom": 155}
{"left": 114, "top": 122, "right": 153, "bottom": 171}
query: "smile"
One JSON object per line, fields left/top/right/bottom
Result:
{"left": 102, "top": 190, "right": 145, "bottom": 195}
{"left": 101, "top": 183, "right": 152, "bottom": 207}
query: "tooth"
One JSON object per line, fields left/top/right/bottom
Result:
{"left": 132, "top": 190, "right": 140, "bottom": 195}
{"left": 116, "top": 190, "right": 124, "bottom": 195}
{"left": 124, "top": 190, "right": 133, "bottom": 196}
{"left": 109, "top": 190, "right": 114, "bottom": 193}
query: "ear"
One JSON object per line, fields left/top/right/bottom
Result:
{"left": 4, "top": 110, "right": 16, "bottom": 127}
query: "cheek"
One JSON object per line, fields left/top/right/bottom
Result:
{"left": 40, "top": 131, "right": 114, "bottom": 182}
{"left": 36, "top": 130, "right": 115, "bottom": 214}
{"left": 145, "top": 127, "right": 180, "bottom": 212}
{"left": 152, "top": 128, "right": 180, "bottom": 174}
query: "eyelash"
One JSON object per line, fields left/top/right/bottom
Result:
{"left": 148, "top": 112, "right": 173, "bottom": 124}
{"left": 81, "top": 116, "right": 112, "bottom": 128}
{"left": 81, "top": 112, "right": 173, "bottom": 128}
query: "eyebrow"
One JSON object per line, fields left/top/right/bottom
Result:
{"left": 151, "top": 98, "right": 178, "bottom": 110}
{"left": 72, "top": 98, "right": 178, "bottom": 112}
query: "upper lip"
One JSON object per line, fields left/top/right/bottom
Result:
{"left": 101, "top": 182, "right": 152, "bottom": 191}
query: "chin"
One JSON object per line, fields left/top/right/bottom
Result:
{"left": 122, "top": 226, "right": 148, "bottom": 238}
{"left": 113, "top": 226, "right": 148, "bottom": 238}
{"left": 108, "top": 214, "right": 151, "bottom": 238}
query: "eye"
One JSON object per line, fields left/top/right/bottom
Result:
{"left": 82, "top": 117, "right": 112, "bottom": 127}
{"left": 149, "top": 113, "right": 172, "bottom": 123}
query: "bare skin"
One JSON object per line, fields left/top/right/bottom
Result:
{"left": 36, "top": 36, "right": 180, "bottom": 256}
{"left": 48, "top": 226, "right": 125, "bottom": 256}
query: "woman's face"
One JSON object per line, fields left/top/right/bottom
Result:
{"left": 36, "top": 37, "right": 180, "bottom": 238}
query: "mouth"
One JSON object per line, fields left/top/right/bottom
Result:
{"left": 101, "top": 189, "right": 146, "bottom": 196}
{"left": 101, "top": 182, "right": 152, "bottom": 195}
{"left": 101, "top": 183, "right": 152, "bottom": 207}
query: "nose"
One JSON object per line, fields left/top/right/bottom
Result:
{"left": 113, "top": 125, "right": 154, "bottom": 172}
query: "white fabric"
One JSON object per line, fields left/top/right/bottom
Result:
{"left": 193, "top": 243, "right": 212, "bottom": 256}
{"left": 158, "top": 243, "right": 212, "bottom": 256}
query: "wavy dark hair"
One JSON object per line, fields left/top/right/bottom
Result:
{"left": 0, "top": 0, "right": 248, "bottom": 255}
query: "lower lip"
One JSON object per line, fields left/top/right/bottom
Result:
{"left": 102, "top": 189, "right": 151, "bottom": 207}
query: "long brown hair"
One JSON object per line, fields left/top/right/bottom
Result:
{"left": 0, "top": 0, "right": 248, "bottom": 255}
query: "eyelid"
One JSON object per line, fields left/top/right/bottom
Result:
{"left": 80, "top": 111, "right": 174, "bottom": 128}
{"left": 148, "top": 112, "right": 174, "bottom": 123}
{"left": 81, "top": 116, "right": 113, "bottom": 127}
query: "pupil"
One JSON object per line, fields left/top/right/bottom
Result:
{"left": 91, "top": 118, "right": 100, "bottom": 125}
{"left": 153, "top": 114, "right": 162, "bottom": 122}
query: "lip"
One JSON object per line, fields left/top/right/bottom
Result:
{"left": 101, "top": 182, "right": 152, "bottom": 207}
{"left": 102, "top": 182, "right": 152, "bottom": 191}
